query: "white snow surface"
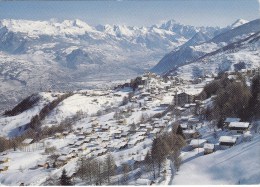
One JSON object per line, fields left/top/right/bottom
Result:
{"left": 172, "top": 135, "right": 260, "bottom": 184}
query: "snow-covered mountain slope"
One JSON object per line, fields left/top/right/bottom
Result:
{"left": 0, "top": 19, "right": 97, "bottom": 37}
{"left": 0, "top": 72, "right": 259, "bottom": 185}
{"left": 151, "top": 19, "right": 260, "bottom": 74}
{"left": 0, "top": 92, "right": 60, "bottom": 137}
{"left": 172, "top": 134, "right": 260, "bottom": 185}
{"left": 0, "top": 19, "right": 220, "bottom": 113}
{"left": 230, "top": 19, "right": 249, "bottom": 29}
{"left": 169, "top": 31, "right": 260, "bottom": 79}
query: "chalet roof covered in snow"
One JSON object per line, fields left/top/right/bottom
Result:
{"left": 229, "top": 122, "right": 250, "bottom": 128}
{"left": 188, "top": 117, "right": 200, "bottom": 123}
{"left": 180, "top": 124, "right": 188, "bottom": 128}
{"left": 21, "top": 138, "right": 34, "bottom": 144}
{"left": 203, "top": 143, "right": 215, "bottom": 150}
{"left": 224, "top": 118, "right": 241, "bottom": 123}
{"left": 184, "top": 104, "right": 190, "bottom": 108}
{"left": 183, "top": 129, "right": 196, "bottom": 134}
{"left": 180, "top": 116, "right": 189, "bottom": 121}
{"left": 190, "top": 139, "right": 207, "bottom": 146}
{"left": 184, "top": 87, "right": 203, "bottom": 96}
{"left": 219, "top": 136, "right": 237, "bottom": 143}
{"left": 57, "top": 155, "right": 68, "bottom": 161}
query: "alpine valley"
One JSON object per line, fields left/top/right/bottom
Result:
{"left": 0, "top": 17, "right": 260, "bottom": 186}
{"left": 0, "top": 18, "right": 259, "bottom": 112}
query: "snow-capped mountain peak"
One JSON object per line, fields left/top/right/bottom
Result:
{"left": 230, "top": 18, "right": 249, "bottom": 29}
{"left": 151, "top": 18, "right": 260, "bottom": 75}
{"left": 0, "top": 19, "right": 96, "bottom": 36}
{"left": 159, "top": 19, "right": 178, "bottom": 30}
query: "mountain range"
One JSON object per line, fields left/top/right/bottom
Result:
{"left": 0, "top": 18, "right": 259, "bottom": 112}
{"left": 151, "top": 19, "right": 260, "bottom": 77}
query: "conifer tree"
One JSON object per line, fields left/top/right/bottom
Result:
{"left": 60, "top": 169, "right": 72, "bottom": 186}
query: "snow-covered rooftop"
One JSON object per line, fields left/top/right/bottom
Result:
{"left": 190, "top": 139, "right": 207, "bottom": 146}
{"left": 180, "top": 124, "right": 188, "bottom": 128}
{"left": 203, "top": 143, "right": 215, "bottom": 150}
{"left": 224, "top": 118, "right": 241, "bottom": 123}
{"left": 183, "top": 129, "right": 196, "bottom": 134}
{"left": 21, "top": 139, "right": 34, "bottom": 144}
{"left": 229, "top": 122, "right": 250, "bottom": 128}
{"left": 219, "top": 136, "right": 237, "bottom": 143}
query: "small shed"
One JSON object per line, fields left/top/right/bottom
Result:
{"left": 183, "top": 129, "right": 200, "bottom": 139}
{"left": 92, "top": 120, "right": 99, "bottom": 127}
{"left": 180, "top": 124, "right": 188, "bottom": 130}
{"left": 21, "top": 138, "right": 34, "bottom": 146}
{"left": 77, "top": 135, "right": 86, "bottom": 141}
{"left": 139, "top": 124, "right": 146, "bottom": 129}
{"left": 224, "top": 118, "right": 241, "bottom": 127}
{"left": 62, "top": 131, "right": 70, "bottom": 136}
{"left": 184, "top": 104, "right": 190, "bottom": 108}
{"left": 180, "top": 116, "right": 189, "bottom": 121}
{"left": 228, "top": 122, "right": 250, "bottom": 134}
{"left": 84, "top": 128, "right": 93, "bottom": 135}
{"left": 203, "top": 143, "right": 215, "bottom": 154}
{"left": 190, "top": 139, "right": 207, "bottom": 148}
{"left": 121, "top": 131, "right": 129, "bottom": 137}
{"left": 101, "top": 126, "right": 110, "bottom": 131}
{"left": 150, "top": 128, "right": 161, "bottom": 136}
{"left": 55, "top": 156, "right": 69, "bottom": 167}
{"left": 219, "top": 136, "right": 237, "bottom": 149}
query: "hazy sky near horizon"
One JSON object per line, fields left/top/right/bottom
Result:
{"left": 0, "top": 0, "right": 259, "bottom": 27}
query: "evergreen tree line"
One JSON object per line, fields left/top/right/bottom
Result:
{"left": 0, "top": 128, "right": 36, "bottom": 152}
{"left": 27, "top": 92, "right": 73, "bottom": 130}
{"left": 75, "top": 154, "right": 116, "bottom": 185}
{"left": 4, "top": 94, "right": 40, "bottom": 116}
{"left": 199, "top": 73, "right": 260, "bottom": 127}
{"left": 144, "top": 130, "right": 186, "bottom": 180}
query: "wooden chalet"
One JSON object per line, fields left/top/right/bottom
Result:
{"left": 189, "top": 139, "right": 207, "bottom": 148}
{"left": 183, "top": 129, "right": 200, "bottom": 139}
{"left": 223, "top": 118, "right": 241, "bottom": 127}
{"left": 228, "top": 122, "right": 250, "bottom": 134}
{"left": 180, "top": 124, "right": 188, "bottom": 130}
{"left": 219, "top": 136, "right": 238, "bottom": 149}
{"left": 203, "top": 143, "right": 215, "bottom": 155}
{"left": 173, "top": 92, "right": 195, "bottom": 106}
{"left": 55, "top": 156, "right": 69, "bottom": 167}
{"left": 21, "top": 138, "right": 34, "bottom": 146}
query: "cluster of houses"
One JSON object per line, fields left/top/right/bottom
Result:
{"left": 41, "top": 114, "right": 170, "bottom": 168}
{"left": 138, "top": 72, "right": 207, "bottom": 109}
{"left": 36, "top": 73, "right": 254, "bottom": 172}
{"left": 40, "top": 76, "right": 186, "bottom": 168}
{"left": 179, "top": 116, "right": 251, "bottom": 155}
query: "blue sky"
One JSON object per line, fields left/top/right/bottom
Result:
{"left": 0, "top": 0, "right": 259, "bottom": 27}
